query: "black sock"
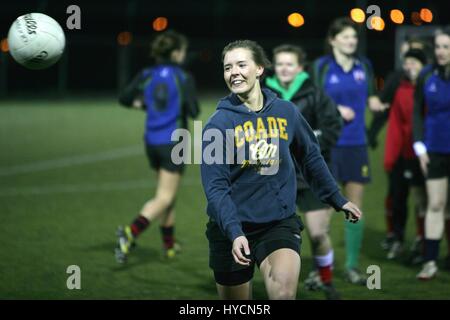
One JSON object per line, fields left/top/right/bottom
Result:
{"left": 160, "top": 226, "right": 175, "bottom": 249}
{"left": 424, "top": 239, "right": 440, "bottom": 262}
{"left": 130, "top": 216, "right": 150, "bottom": 237}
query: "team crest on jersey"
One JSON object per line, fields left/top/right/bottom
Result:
{"left": 160, "top": 67, "right": 169, "bottom": 77}
{"left": 353, "top": 70, "right": 366, "bottom": 83}
{"left": 329, "top": 74, "right": 340, "bottom": 84}
{"left": 427, "top": 82, "right": 437, "bottom": 93}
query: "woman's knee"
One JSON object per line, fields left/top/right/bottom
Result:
{"left": 155, "top": 193, "right": 176, "bottom": 209}
{"left": 428, "top": 199, "right": 446, "bottom": 213}
{"left": 270, "top": 273, "right": 297, "bottom": 299}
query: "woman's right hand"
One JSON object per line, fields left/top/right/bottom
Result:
{"left": 418, "top": 153, "right": 430, "bottom": 176}
{"left": 132, "top": 98, "right": 144, "bottom": 109}
{"left": 337, "top": 105, "right": 356, "bottom": 122}
{"left": 232, "top": 236, "right": 251, "bottom": 266}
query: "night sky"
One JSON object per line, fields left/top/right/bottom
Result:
{"left": 0, "top": 0, "right": 447, "bottom": 94}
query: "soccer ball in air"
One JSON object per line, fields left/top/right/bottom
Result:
{"left": 7, "top": 13, "right": 65, "bottom": 70}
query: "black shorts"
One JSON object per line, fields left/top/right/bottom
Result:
{"left": 330, "top": 145, "right": 371, "bottom": 184}
{"left": 145, "top": 144, "right": 184, "bottom": 173}
{"left": 427, "top": 153, "right": 450, "bottom": 179}
{"left": 206, "top": 214, "right": 304, "bottom": 286}
{"left": 296, "top": 188, "right": 329, "bottom": 212}
{"left": 402, "top": 158, "right": 425, "bottom": 186}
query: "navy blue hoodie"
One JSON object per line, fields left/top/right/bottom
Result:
{"left": 201, "top": 89, "right": 347, "bottom": 241}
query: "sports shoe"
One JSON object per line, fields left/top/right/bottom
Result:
{"left": 387, "top": 241, "right": 403, "bottom": 260}
{"left": 304, "top": 270, "right": 323, "bottom": 291}
{"left": 115, "top": 226, "right": 135, "bottom": 264}
{"left": 344, "top": 268, "right": 367, "bottom": 286}
{"left": 322, "top": 283, "right": 341, "bottom": 300}
{"left": 408, "top": 251, "right": 425, "bottom": 266}
{"left": 417, "top": 261, "right": 438, "bottom": 280}
{"left": 164, "top": 242, "right": 182, "bottom": 259}
{"left": 410, "top": 236, "right": 423, "bottom": 253}
{"left": 380, "top": 235, "right": 395, "bottom": 251}
{"left": 407, "top": 237, "right": 424, "bottom": 265}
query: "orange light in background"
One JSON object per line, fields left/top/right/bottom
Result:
{"left": 371, "top": 16, "right": 385, "bottom": 31}
{"left": 390, "top": 9, "right": 404, "bottom": 24}
{"left": 420, "top": 8, "right": 433, "bottom": 23}
{"left": 153, "top": 17, "right": 168, "bottom": 31}
{"left": 287, "top": 13, "right": 304, "bottom": 28}
{"left": 117, "top": 31, "right": 132, "bottom": 46}
{"left": 0, "top": 38, "right": 8, "bottom": 52}
{"left": 411, "top": 12, "right": 422, "bottom": 26}
{"left": 350, "top": 8, "right": 365, "bottom": 23}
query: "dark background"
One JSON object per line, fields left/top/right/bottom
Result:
{"left": 0, "top": 0, "right": 447, "bottom": 96}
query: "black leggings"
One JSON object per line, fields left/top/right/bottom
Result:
{"left": 388, "top": 157, "right": 424, "bottom": 242}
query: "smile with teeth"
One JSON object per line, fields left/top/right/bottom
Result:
{"left": 231, "top": 79, "right": 245, "bottom": 86}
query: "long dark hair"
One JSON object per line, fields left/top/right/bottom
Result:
{"left": 150, "top": 30, "right": 188, "bottom": 63}
{"left": 325, "top": 17, "right": 359, "bottom": 54}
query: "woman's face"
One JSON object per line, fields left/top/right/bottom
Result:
{"left": 403, "top": 57, "right": 423, "bottom": 81}
{"left": 274, "top": 52, "right": 302, "bottom": 85}
{"left": 223, "top": 48, "right": 263, "bottom": 95}
{"left": 435, "top": 34, "right": 450, "bottom": 66}
{"left": 330, "top": 27, "right": 358, "bottom": 56}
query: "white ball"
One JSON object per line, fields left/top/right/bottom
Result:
{"left": 7, "top": 13, "right": 66, "bottom": 70}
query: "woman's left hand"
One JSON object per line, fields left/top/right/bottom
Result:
{"left": 342, "top": 201, "right": 362, "bottom": 223}
{"left": 368, "top": 96, "right": 387, "bottom": 112}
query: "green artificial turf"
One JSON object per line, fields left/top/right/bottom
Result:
{"left": 0, "top": 97, "right": 449, "bottom": 299}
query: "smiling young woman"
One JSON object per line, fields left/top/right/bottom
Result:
{"left": 200, "top": 39, "right": 362, "bottom": 300}
{"left": 312, "top": 17, "right": 380, "bottom": 285}
{"left": 413, "top": 26, "right": 450, "bottom": 280}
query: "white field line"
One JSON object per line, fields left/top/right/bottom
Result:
{"left": 0, "top": 177, "right": 201, "bottom": 197}
{"left": 0, "top": 145, "right": 144, "bottom": 177}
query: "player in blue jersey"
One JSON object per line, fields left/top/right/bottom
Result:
{"left": 201, "top": 40, "right": 362, "bottom": 300}
{"left": 264, "top": 44, "right": 343, "bottom": 299}
{"left": 312, "top": 17, "right": 381, "bottom": 285}
{"left": 115, "top": 30, "right": 200, "bottom": 263}
{"left": 413, "top": 27, "right": 450, "bottom": 280}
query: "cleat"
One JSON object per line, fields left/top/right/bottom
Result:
{"left": 407, "top": 237, "right": 424, "bottom": 265}
{"left": 322, "top": 283, "right": 341, "bottom": 300}
{"left": 410, "top": 236, "right": 423, "bottom": 253}
{"left": 115, "top": 246, "right": 127, "bottom": 264}
{"left": 165, "top": 248, "right": 177, "bottom": 259}
{"left": 115, "top": 226, "right": 135, "bottom": 263}
{"left": 408, "top": 252, "right": 425, "bottom": 266}
{"left": 380, "top": 235, "right": 395, "bottom": 251}
{"left": 164, "top": 242, "right": 182, "bottom": 259}
{"left": 417, "top": 261, "right": 438, "bottom": 280}
{"left": 387, "top": 241, "right": 403, "bottom": 260}
{"left": 304, "top": 270, "right": 323, "bottom": 291}
{"left": 344, "top": 268, "right": 367, "bottom": 286}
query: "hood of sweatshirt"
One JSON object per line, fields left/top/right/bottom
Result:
{"left": 215, "top": 88, "right": 278, "bottom": 115}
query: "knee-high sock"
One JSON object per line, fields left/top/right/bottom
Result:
{"left": 315, "top": 250, "right": 334, "bottom": 284}
{"left": 130, "top": 215, "right": 150, "bottom": 237}
{"left": 345, "top": 217, "right": 364, "bottom": 270}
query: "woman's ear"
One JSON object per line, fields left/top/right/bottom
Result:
{"left": 256, "top": 66, "right": 264, "bottom": 78}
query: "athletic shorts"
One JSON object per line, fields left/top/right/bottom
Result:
{"left": 427, "top": 153, "right": 450, "bottom": 179}
{"left": 145, "top": 144, "right": 184, "bottom": 173}
{"left": 402, "top": 158, "right": 425, "bottom": 186}
{"left": 296, "top": 188, "right": 329, "bottom": 212}
{"left": 206, "top": 214, "right": 304, "bottom": 286}
{"left": 331, "top": 145, "right": 371, "bottom": 184}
